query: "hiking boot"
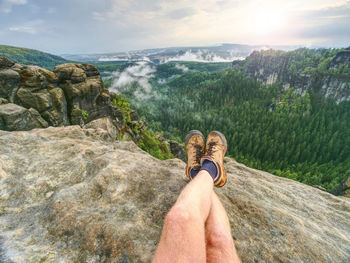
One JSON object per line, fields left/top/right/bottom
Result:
{"left": 201, "top": 131, "right": 227, "bottom": 187}
{"left": 185, "top": 130, "right": 205, "bottom": 180}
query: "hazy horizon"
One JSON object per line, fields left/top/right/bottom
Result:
{"left": 0, "top": 0, "right": 349, "bottom": 55}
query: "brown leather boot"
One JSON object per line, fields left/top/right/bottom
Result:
{"left": 200, "top": 131, "right": 227, "bottom": 187}
{"left": 185, "top": 130, "right": 205, "bottom": 180}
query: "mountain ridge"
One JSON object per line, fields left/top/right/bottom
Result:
{"left": 0, "top": 44, "right": 68, "bottom": 69}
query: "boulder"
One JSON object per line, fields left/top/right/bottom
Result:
{"left": 0, "top": 103, "right": 48, "bottom": 131}
{"left": 333, "top": 175, "right": 350, "bottom": 197}
{"left": 84, "top": 117, "right": 118, "bottom": 142}
{"left": 0, "top": 57, "right": 15, "bottom": 69}
{"left": 169, "top": 140, "right": 186, "bottom": 161}
{"left": 15, "top": 65, "right": 57, "bottom": 90}
{"left": 0, "top": 125, "right": 349, "bottom": 262}
{"left": 0, "top": 98, "right": 8, "bottom": 105}
{"left": 0, "top": 68, "right": 20, "bottom": 102}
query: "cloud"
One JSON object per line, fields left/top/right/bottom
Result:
{"left": 8, "top": 19, "right": 44, "bottom": 35}
{"left": 110, "top": 61, "right": 156, "bottom": 100}
{"left": 293, "top": 1, "right": 350, "bottom": 44}
{"left": 175, "top": 63, "right": 189, "bottom": 72}
{"left": 0, "top": 0, "right": 27, "bottom": 13}
{"left": 9, "top": 25, "right": 37, "bottom": 34}
{"left": 167, "top": 8, "right": 195, "bottom": 19}
{"left": 164, "top": 50, "right": 244, "bottom": 62}
{"left": 1, "top": 0, "right": 349, "bottom": 54}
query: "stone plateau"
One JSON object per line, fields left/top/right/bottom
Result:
{"left": 0, "top": 125, "right": 349, "bottom": 262}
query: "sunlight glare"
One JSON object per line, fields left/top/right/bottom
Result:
{"left": 250, "top": 7, "right": 287, "bottom": 35}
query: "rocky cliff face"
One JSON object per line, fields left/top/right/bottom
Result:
{"left": 241, "top": 49, "right": 350, "bottom": 103}
{"left": 0, "top": 57, "right": 127, "bottom": 130}
{"left": 0, "top": 125, "right": 349, "bottom": 263}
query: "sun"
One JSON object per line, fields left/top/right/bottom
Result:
{"left": 249, "top": 7, "right": 287, "bottom": 35}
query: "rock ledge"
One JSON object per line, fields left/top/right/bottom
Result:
{"left": 0, "top": 125, "right": 349, "bottom": 262}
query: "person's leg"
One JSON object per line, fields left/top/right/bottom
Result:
{"left": 205, "top": 192, "right": 241, "bottom": 263}
{"left": 153, "top": 170, "right": 214, "bottom": 263}
{"left": 153, "top": 130, "right": 229, "bottom": 262}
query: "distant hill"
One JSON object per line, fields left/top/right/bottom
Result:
{"left": 0, "top": 44, "right": 68, "bottom": 69}
{"left": 62, "top": 43, "right": 298, "bottom": 63}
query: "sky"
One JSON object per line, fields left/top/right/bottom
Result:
{"left": 0, "top": 0, "right": 349, "bottom": 55}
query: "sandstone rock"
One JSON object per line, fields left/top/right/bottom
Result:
{"left": 0, "top": 61, "right": 70, "bottom": 127}
{"left": 329, "top": 49, "right": 350, "bottom": 68}
{"left": 54, "top": 63, "right": 104, "bottom": 124}
{"left": 130, "top": 110, "right": 139, "bottom": 121}
{"left": 0, "top": 98, "right": 8, "bottom": 105}
{"left": 0, "top": 57, "right": 15, "bottom": 69}
{"left": 84, "top": 117, "right": 118, "bottom": 142}
{"left": 169, "top": 140, "right": 186, "bottom": 161}
{"left": 0, "top": 68, "right": 20, "bottom": 102}
{"left": 0, "top": 103, "right": 48, "bottom": 131}
{"left": 0, "top": 126, "right": 349, "bottom": 262}
{"left": 16, "top": 65, "right": 57, "bottom": 90}
{"left": 54, "top": 63, "right": 124, "bottom": 126}
{"left": 333, "top": 175, "right": 350, "bottom": 197}
{"left": 0, "top": 59, "right": 126, "bottom": 130}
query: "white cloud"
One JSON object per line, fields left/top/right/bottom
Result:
{"left": 110, "top": 61, "right": 156, "bottom": 100}
{"left": 8, "top": 19, "right": 45, "bottom": 35}
{"left": 175, "top": 63, "right": 189, "bottom": 72}
{"left": 9, "top": 26, "right": 37, "bottom": 34}
{"left": 164, "top": 50, "right": 244, "bottom": 63}
{"left": 0, "top": 0, "right": 27, "bottom": 13}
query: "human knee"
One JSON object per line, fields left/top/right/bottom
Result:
{"left": 206, "top": 229, "right": 233, "bottom": 248}
{"left": 165, "top": 205, "right": 201, "bottom": 228}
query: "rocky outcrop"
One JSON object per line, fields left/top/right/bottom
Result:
{"left": 241, "top": 49, "right": 350, "bottom": 102}
{"left": 169, "top": 140, "right": 186, "bottom": 161}
{"left": 333, "top": 175, "right": 350, "bottom": 197}
{"left": 54, "top": 63, "right": 116, "bottom": 125}
{"left": 0, "top": 58, "right": 128, "bottom": 135}
{"left": 0, "top": 125, "right": 349, "bottom": 262}
{"left": 0, "top": 103, "right": 48, "bottom": 130}
{"left": 329, "top": 47, "right": 350, "bottom": 68}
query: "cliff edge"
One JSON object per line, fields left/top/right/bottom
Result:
{"left": 0, "top": 125, "right": 349, "bottom": 263}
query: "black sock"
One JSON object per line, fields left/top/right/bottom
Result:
{"left": 200, "top": 160, "right": 217, "bottom": 180}
{"left": 190, "top": 168, "right": 200, "bottom": 178}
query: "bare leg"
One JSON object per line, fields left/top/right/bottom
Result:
{"left": 153, "top": 170, "right": 214, "bottom": 263}
{"left": 205, "top": 192, "right": 241, "bottom": 263}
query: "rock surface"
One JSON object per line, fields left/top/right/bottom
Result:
{"left": 0, "top": 126, "right": 349, "bottom": 263}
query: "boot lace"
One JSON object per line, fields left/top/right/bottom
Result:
{"left": 206, "top": 142, "right": 217, "bottom": 156}
{"left": 194, "top": 144, "right": 202, "bottom": 162}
